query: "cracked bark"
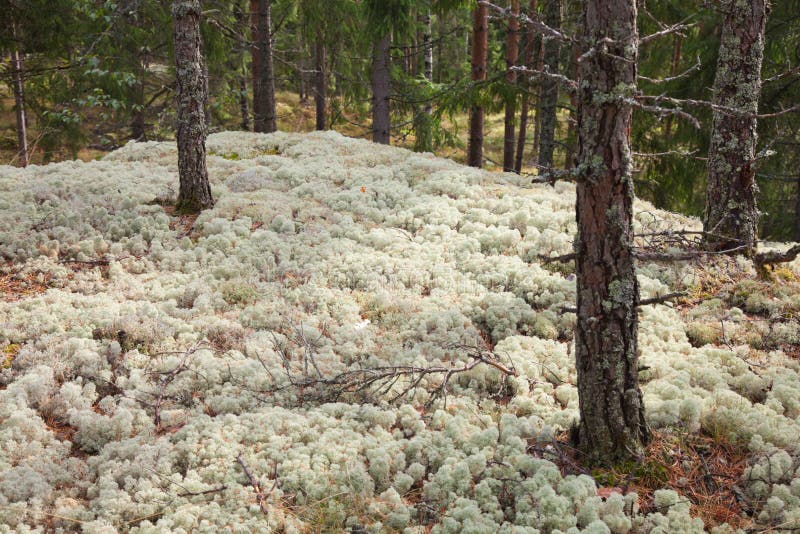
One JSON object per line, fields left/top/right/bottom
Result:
{"left": 703, "top": 0, "right": 766, "bottom": 254}
{"left": 575, "top": 0, "right": 648, "bottom": 466}
{"left": 172, "top": 0, "right": 214, "bottom": 212}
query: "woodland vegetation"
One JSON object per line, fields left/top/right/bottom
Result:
{"left": 2, "top": 0, "right": 800, "bottom": 532}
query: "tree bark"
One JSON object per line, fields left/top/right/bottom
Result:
{"left": 252, "top": 0, "right": 277, "bottom": 133}
{"left": 235, "top": 1, "right": 251, "bottom": 131}
{"left": 424, "top": 9, "right": 434, "bottom": 116}
{"left": 703, "top": 0, "right": 766, "bottom": 254}
{"left": 537, "top": 0, "right": 561, "bottom": 173}
{"left": 415, "top": 9, "right": 435, "bottom": 152}
{"left": 172, "top": 0, "right": 214, "bottom": 212}
{"left": 503, "top": 0, "right": 521, "bottom": 172}
{"left": 514, "top": 0, "right": 538, "bottom": 174}
{"left": 467, "top": 3, "right": 489, "bottom": 168}
{"left": 371, "top": 34, "right": 391, "bottom": 144}
{"left": 10, "top": 23, "right": 29, "bottom": 167}
{"left": 250, "top": 0, "right": 262, "bottom": 130}
{"left": 10, "top": 48, "right": 29, "bottom": 167}
{"left": 314, "top": 38, "right": 327, "bottom": 130}
{"left": 575, "top": 0, "right": 648, "bottom": 466}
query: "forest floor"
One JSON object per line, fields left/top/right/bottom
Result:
{"left": 1, "top": 131, "right": 800, "bottom": 532}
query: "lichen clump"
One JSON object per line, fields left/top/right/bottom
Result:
{"left": 1, "top": 131, "right": 799, "bottom": 532}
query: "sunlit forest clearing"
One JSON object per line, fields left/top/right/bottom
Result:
{"left": 3, "top": 0, "right": 800, "bottom": 532}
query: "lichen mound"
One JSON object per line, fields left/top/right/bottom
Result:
{"left": 1, "top": 131, "right": 799, "bottom": 533}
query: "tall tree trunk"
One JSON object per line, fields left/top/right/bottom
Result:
{"left": 794, "top": 176, "right": 800, "bottom": 242}
{"left": 503, "top": 0, "right": 521, "bottom": 172}
{"left": 663, "top": 35, "right": 682, "bottom": 138}
{"left": 514, "top": 0, "right": 538, "bottom": 174}
{"left": 424, "top": 9, "right": 434, "bottom": 116}
{"left": 467, "top": 3, "right": 489, "bottom": 168}
{"left": 172, "top": 0, "right": 214, "bottom": 212}
{"left": 575, "top": 0, "right": 648, "bottom": 466}
{"left": 537, "top": 0, "right": 561, "bottom": 174}
{"left": 563, "top": 28, "right": 581, "bottom": 170}
{"left": 314, "top": 39, "right": 327, "bottom": 130}
{"left": 415, "top": 9, "right": 435, "bottom": 152}
{"left": 10, "top": 23, "right": 28, "bottom": 167}
{"left": 703, "top": 0, "right": 766, "bottom": 254}
{"left": 235, "top": 1, "right": 251, "bottom": 131}
{"left": 250, "top": 0, "right": 262, "bottom": 130}
{"left": 531, "top": 36, "right": 545, "bottom": 162}
{"left": 371, "top": 34, "right": 391, "bottom": 144}
{"left": 253, "top": 0, "right": 277, "bottom": 133}
{"left": 10, "top": 48, "right": 29, "bottom": 167}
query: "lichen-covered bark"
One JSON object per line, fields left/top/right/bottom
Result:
{"left": 253, "top": 0, "right": 277, "bottom": 133}
{"left": 371, "top": 34, "right": 391, "bottom": 144}
{"left": 575, "top": 0, "right": 648, "bottom": 466}
{"left": 503, "top": 0, "right": 520, "bottom": 172}
{"left": 703, "top": 0, "right": 766, "bottom": 253}
{"left": 467, "top": 3, "right": 488, "bottom": 168}
{"left": 537, "top": 0, "right": 561, "bottom": 172}
{"left": 172, "top": 0, "right": 214, "bottom": 212}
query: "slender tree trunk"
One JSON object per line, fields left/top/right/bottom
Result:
{"left": 503, "top": 0, "right": 521, "bottom": 172}
{"left": 371, "top": 34, "right": 392, "bottom": 144}
{"left": 575, "top": 0, "right": 647, "bottom": 466}
{"left": 703, "top": 0, "right": 766, "bottom": 254}
{"left": 514, "top": 0, "right": 538, "bottom": 174}
{"left": 235, "top": 1, "right": 251, "bottom": 131}
{"left": 537, "top": 0, "right": 561, "bottom": 174}
{"left": 253, "top": 0, "right": 277, "bottom": 133}
{"left": 414, "top": 9, "right": 435, "bottom": 152}
{"left": 10, "top": 23, "right": 29, "bottom": 167}
{"left": 531, "top": 36, "right": 545, "bottom": 162}
{"left": 794, "top": 176, "right": 800, "bottom": 242}
{"left": 663, "top": 35, "right": 682, "bottom": 138}
{"left": 467, "top": 3, "right": 489, "bottom": 168}
{"left": 424, "top": 10, "right": 434, "bottom": 116}
{"left": 172, "top": 0, "right": 214, "bottom": 212}
{"left": 563, "top": 28, "right": 581, "bottom": 170}
{"left": 10, "top": 48, "right": 29, "bottom": 167}
{"left": 314, "top": 39, "right": 327, "bottom": 130}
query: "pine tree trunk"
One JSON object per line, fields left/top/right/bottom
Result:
{"left": 253, "top": 0, "right": 277, "bottom": 133}
{"left": 575, "top": 0, "right": 648, "bottom": 466}
{"left": 703, "top": 0, "right": 766, "bottom": 254}
{"left": 10, "top": 47, "right": 29, "bottom": 167}
{"left": 514, "top": 0, "right": 538, "bottom": 174}
{"left": 172, "top": 0, "right": 214, "bottom": 212}
{"left": 371, "top": 34, "right": 391, "bottom": 144}
{"left": 503, "top": 0, "right": 520, "bottom": 172}
{"left": 250, "top": 0, "right": 262, "bottom": 130}
{"left": 314, "top": 39, "right": 327, "bottom": 130}
{"left": 536, "top": 0, "right": 561, "bottom": 173}
{"left": 467, "top": 3, "right": 488, "bottom": 168}
{"left": 235, "top": 1, "right": 251, "bottom": 131}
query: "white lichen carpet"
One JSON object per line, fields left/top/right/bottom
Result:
{"left": 1, "top": 131, "right": 798, "bottom": 533}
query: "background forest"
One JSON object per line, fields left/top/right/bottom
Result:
{"left": 2, "top": 0, "right": 800, "bottom": 240}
